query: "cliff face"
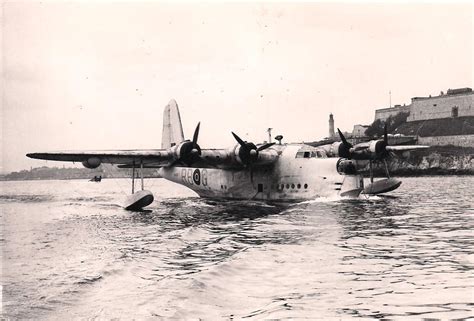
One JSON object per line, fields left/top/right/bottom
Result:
{"left": 359, "top": 148, "right": 474, "bottom": 176}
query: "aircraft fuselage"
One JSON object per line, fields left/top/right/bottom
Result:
{"left": 159, "top": 144, "right": 364, "bottom": 200}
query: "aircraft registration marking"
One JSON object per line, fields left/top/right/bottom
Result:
{"left": 181, "top": 168, "right": 208, "bottom": 187}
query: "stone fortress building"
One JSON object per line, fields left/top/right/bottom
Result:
{"left": 374, "top": 104, "right": 411, "bottom": 122}
{"left": 374, "top": 87, "right": 473, "bottom": 122}
{"left": 407, "top": 88, "right": 473, "bottom": 121}
{"left": 368, "top": 87, "right": 474, "bottom": 147}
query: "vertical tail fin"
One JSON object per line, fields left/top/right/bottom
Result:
{"left": 161, "top": 99, "right": 185, "bottom": 149}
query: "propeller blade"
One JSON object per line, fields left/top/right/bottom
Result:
{"left": 384, "top": 123, "right": 388, "bottom": 145}
{"left": 192, "top": 122, "right": 201, "bottom": 146}
{"left": 231, "top": 132, "right": 246, "bottom": 147}
{"left": 337, "top": 128, "right": 353, "bottom": 148}
{"left": 257, "top": 142, "right": 275, "bottom": 152}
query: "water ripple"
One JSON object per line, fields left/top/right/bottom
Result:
{"left": 1, "top": 177, "right": 473, "bottom": 319}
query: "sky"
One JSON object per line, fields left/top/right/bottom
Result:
{"left": 1, "top": 1, "right": 473, "bottom": 173}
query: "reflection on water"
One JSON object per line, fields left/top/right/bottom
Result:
{"left": 1, "top": 177, "right": 473, "bottom": 319}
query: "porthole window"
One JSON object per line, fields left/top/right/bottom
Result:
{"left": 291, "top": 184, "right": 295, "bottom": 189}
{"left": 297, "top": 184, "right": 301, "bottom": 189}
{"left": 304, "top": 184, "right": 308, "bottom": 189}
{"left": 286, "top": 184, "right": 290, "bottom": 189}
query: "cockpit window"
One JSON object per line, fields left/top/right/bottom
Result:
{"left": 295, "top": 149, "right": 326, "bottom": 158}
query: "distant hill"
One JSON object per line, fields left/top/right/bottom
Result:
{"left": 395, "top": 116, "right": 474, "bottom": 137}
{"left": 0, "top": 165, "right": 161, "bottom": 181}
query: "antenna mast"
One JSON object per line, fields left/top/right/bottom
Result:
{"left": 267, "top": 128, "right": 273, "bottom": 143}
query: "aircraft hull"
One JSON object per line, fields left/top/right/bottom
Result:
{"left": 159, "top": 157, "right": 363, "bottom": 201}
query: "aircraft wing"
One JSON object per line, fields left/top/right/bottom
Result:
{"left": 351, "top": 142, "right": 370, "bottom": 151}
{"left": 386, "top": 145, "right": 429, "bottom": 151}
{"left": 26, "top": 150, "right": 174, "bottom": 167}
{"left": 27, "top": 147, "right": 280, "bottom": 169}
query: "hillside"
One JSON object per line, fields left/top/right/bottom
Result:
{"left": 0, "top": 166, "right": 161, "bottom": 181}
{"left": 395, "top": 116, "right": 474, "bottom": 137}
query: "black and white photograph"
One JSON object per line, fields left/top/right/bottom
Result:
{"left": 1, "top": 1, "right": 473, "bottom": 319}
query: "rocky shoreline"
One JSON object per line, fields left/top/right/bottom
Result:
{"left": 358, "top": 148, "right": 474, "bottom": 176}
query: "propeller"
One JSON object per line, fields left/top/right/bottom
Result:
{"left": 171, "top": 122, "right": 202, "bottom": 166}
{"left": 231, "top": 132, "right": 275, "bottom": 183}
{"left": 192, "top": 122, "right": 200, "bottom": 149}
{"left": 375, "top": 122, "right": 389, "bottom": 158}
{"left": 231, "top": 132, "right": 275, "bottom": 166}
{"left": 338, "top": 122, "right": 428, "bottom": 182}
{"left": 337, "top": 128, "right": 353, "bottom": 159}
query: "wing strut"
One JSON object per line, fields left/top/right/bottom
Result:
{"left": 132, "top": 161, "right": 135, "bottom": 194}
{"left": 125, "top": 159, "right": 154, "bottom": 211}
{"left": 140, "top": 159, "right": 144, "bottom": 191}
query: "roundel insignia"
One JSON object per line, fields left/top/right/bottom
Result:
{"left": 193, "top": 169, "right": 201, "bottom": 185}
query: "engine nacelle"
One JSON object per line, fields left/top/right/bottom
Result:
{"left": 321, "top": 142, "right": 351, "bottom": 158}
{"left": 232, "top": 144, "right": 278, "bottom": 166}
{"left": 351, "top": 140, "right": 387, "bottom": 160}
{"left": 169, "top": 140, "right": 201, "bottom": 165}
{"left": 82, "top": 157, "right": 101, "bottom": 169}
{"left": 337, "top": 159, "right": 357, "bottom": 175}
{"left": 368, "top": 140, "right": 386, "bottom": 154}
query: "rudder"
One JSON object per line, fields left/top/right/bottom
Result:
{"left": 161, "top": 99, "right": 185, "bottom": 149}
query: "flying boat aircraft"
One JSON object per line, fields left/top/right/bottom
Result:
{"left": 27, "top": 100, "right": 428, "bottom": 210}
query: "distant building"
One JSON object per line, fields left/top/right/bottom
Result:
{"left": 374, "top": 87, "right": 474, "bottom": 123}
{"left": 328, "top": 113, "right": 335, "bottom": 138}
{"left": 352, "top": 124, "right": 369, "bottom": 137}
{"left": 374, "top": 104, "right": 410, "bottom": 122}
{"left": 407, "top": 87, "right": 473, "bottom": 122}
{"left": 372, "top": 87, "right": 474, "bottom": 147}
